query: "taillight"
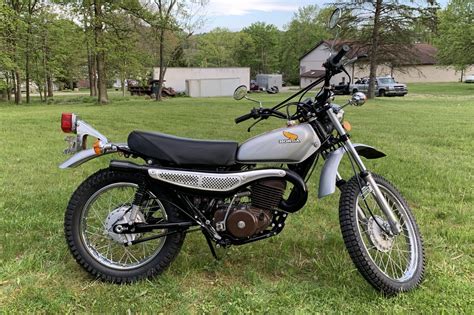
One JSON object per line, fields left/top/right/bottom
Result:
{"left": 61, "top": 113, "right": 76, "bottom": 133}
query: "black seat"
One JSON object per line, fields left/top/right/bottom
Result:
{"left": 128, "top": 131, "right": 238, "bottom": 166}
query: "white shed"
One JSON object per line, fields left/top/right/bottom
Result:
{"left": 153, "top": 67, "right": 251, "bottom": 94}
{"left": 186, "top": 78, "right": 241, "bottom": 97}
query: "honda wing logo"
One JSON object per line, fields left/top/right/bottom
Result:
{"left": 279, "top": 131, "right": 301, "bottom": 144}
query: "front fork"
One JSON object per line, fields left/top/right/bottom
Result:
{"left": 327, "top": 108, "right": 402, "bottom": 235}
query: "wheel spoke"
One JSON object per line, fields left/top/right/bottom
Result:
{"left": 352, "top": 180, "right": 421, "bottom": 283}
{"left": 80, "top": 183, "right": 168, "bottom": 270}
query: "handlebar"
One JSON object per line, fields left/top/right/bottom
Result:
{"left": 327, "top": 44, "right": 351, "bottom": 68}
{"left": 235, "top": 107, "right": 287, "bottom": 124}
{"left": 235, "top": 112, "right": 254, "bottom": 124}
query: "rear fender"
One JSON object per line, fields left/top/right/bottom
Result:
{"left": 59, "top": 116, "right": 129, "bottom": 169}
{"left": 318, "top": 143, "right": 386, "bottom": 198}
{"left": 59, "top": 146, "right": 127, "bottom": 169}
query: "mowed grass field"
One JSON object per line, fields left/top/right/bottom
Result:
{"left": 0, "top": 83, "right": 473, "bottom": 313}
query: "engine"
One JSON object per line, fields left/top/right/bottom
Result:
{"left": 213, "top": 179, "right": 286, "bottom": 239}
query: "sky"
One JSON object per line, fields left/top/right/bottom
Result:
{"left": 199, "top": 0, "right": 449, "bottom": 33}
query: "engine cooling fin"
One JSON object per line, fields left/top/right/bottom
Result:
{"left": 251, "top": 179, "right": 287, "bottom": 210}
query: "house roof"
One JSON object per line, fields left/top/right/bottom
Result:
{"left": 410, "top": 43, "right": 437, "bottom": 65}
{"left": 300, "top": 69, "right": 326, "bottom": 78}
{"left": 299, "top": 40, "right": 438, "bottom": 66}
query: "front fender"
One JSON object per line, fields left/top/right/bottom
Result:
{"left": 318, "top": 143, "right": 386, "bottom": 198}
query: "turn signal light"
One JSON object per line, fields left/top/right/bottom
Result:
{"left": 343, "top": 121, "right": 352, "bottom": 131}
{"left": 61, "top": 113, "right": 76, "bottom": 133}
{"left": 93, "top": 139, "right": 103, "bottom": 155}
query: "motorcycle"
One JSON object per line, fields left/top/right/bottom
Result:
{"left": 59, "top": 9, "right": 424, "bottom": 295}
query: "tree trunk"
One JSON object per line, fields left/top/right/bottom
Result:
{"left": 92, "top": 62, "right": 97, "bottom": 96}
{"left": 121, "top": 76, "right": 125, "bottom": 97}
{"left": 156, "top": 27, "right": 166, "bottom": 101}
{"left": 368, "top": 0, "right": 382, "bottom": 99}
{"left": 87, "top": 43, "right": 95, "bottom": 96}
{"left": 94, "top": 0, "right": 108, "bottom": 104}
{"left": 26, "top": 17, "right": 32, "bottom": 103}
{"left": 11, "top": 71, "right": 16, "bottom": 102}
{"left": 47, "top": 74, "right": 53, "bottom": 97}
{"left": 38, "top": 83, "right": 43, "bottom": 102}
{"left": 26, "top": 47, "right": 30, "bottom": 103}
{"left": 85, "top": 14, "right": 97, "bottom": 97}
{"left": 15, "top": 70, "right": 22, "bottom": 104}
{"left": 5, "top": 72, "right": 11, "bottom": 101}
{"left": 96, "top": 52, "right": 108, "bottom": 104}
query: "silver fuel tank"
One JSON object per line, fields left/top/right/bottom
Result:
{"left": 237, "top": 123, "right": 321, "bottom": 164}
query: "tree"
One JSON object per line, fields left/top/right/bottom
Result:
{"left": 24, "top": 0, "right": 42, "bottom": 103}
{"left": 106, "top": 13, "right": 152, "bottom": 96}
{"left": 1, "top": 0, "right": 28, "bottom": 104}
{"left": 435, "top": 0, "right": 474, "bottom": 81}
{"left": 232, "top": 31, "right": 257, "bottom": 70}
{"left": 57, "top": 0, "right": 123, "bottom": 104}
{"left": 337, "top": 0, "right": 437, "bottom": 98}
{"left": 240, "top": 22, "right": 281, "bottom": 76}
{"left": 280, "top": 5, "right": 331, "bottom": 85}
{"left": 0, "top": 3, "right": 16, "bottom": 101}
{"left": 192, "top": 28, "right": 239, "bottom": 67}
{"left": 128, "top": 0, "right": 207, "bottom": 101}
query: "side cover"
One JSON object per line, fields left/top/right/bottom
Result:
{"left": 237, "top": 123, "right": 321, "bottom": 164}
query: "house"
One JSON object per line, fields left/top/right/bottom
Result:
{"left": 299, "top": 40, "right": 474, "bottom": 88}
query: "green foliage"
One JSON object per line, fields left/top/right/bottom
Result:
{"left": 0, "top": 3, "right": 16, "bottom": 71}
{"left": 280, "top": 5, "right": 331, "bottom": 85}
{"left": 45, "top": 15, "right": 87, "bottom": 87}
{"left": 190, "top": 28, "right": 239, "bottom": 67}
{"left": 105, "top": 12, "right": 153, "bottom": 89}
{"left": 435, "top": 0, "right": 474, "bottom": 71}
{"left": 241, "top": 22, "right": 281, "bottom": 75}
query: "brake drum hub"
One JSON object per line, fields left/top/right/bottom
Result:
{"left": 104, "top": 206, "right": 145, "bottom": 244}
{"left": 367, "top": 215, "right": 394, "bottom": 252}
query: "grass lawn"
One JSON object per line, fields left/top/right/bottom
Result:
{"left": 0, "top": 83, "right": 473, "bottom": 313}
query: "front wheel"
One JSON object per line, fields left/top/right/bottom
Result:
{"left": 339, "top": 174, "right": 425, "bottom": 295}
{"left": 64, "top": 169, "right": 185, "bottom": 283}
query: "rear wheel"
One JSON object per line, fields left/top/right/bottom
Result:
{"left": 379, "top": 89, "right": 386, "bottom": 97}
{"left": 64, "top": 169, "right": 185, "bottom": 283}
{"left": 339, "top": 174, "right": 424, "bottom": 295}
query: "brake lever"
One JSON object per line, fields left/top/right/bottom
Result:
{"left": 247, "top": 118, "right": 263, "bottom": 132}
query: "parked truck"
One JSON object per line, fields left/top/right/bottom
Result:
{"left": 350, "top": 76, "right": 408, "bottom": 97}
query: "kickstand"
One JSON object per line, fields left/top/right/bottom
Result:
{"left": 205, "top": 233, "right": 220, "bottom": 260}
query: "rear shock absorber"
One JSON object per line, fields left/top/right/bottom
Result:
{"left": 128, "top": 176, "right": 147, "bottom": 224}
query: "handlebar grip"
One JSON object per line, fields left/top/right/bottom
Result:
{"left": 330, "top": 44, "right": 351, "bottom": 66}
{"left": 235, "top": 112, "right": 254, "bottom": 124}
